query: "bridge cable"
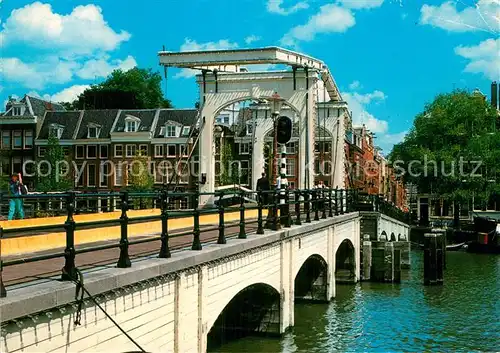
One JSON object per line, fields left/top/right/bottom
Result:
{"left": 63, "top": 267, "right": 147, "bottom": 353}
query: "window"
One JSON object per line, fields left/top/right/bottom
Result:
{"left": 74, "top": 165, "right": 84, "bottom": 187}
{"left": 114, "top": 145, "right": 123, "bottom": 158}
{"left": 180, "top": 198, "right": 188, "bottom": 209}
{"left": 166, "top": 125, "right": 176, "bottom": 137}
{"left": 126, "top": 145, "right": 136, "bottom": 157}
{"left": 239, "top": 143, "right": 250, "bottom": 154}
{"left": 100, "top": 145, "right": 108, "bottom": 159}
{"left": 2, "top": 131, "right": 10, "bottom": 149}
{"left": 139, "top": 145, "right": 148, "bottom": 156}
{"left": 167, "top": 144, "right": 176, "bottom": 157}
{"left": 75, "top": 145, "right": 84, "bottom": 159}
{"left": 87, "top": 164, "right": 96, "bottom": 187}
{"left": 155, "top": 161, "right": 171, "bottom": 184}
{"left": 12, "top": 157, "right": 22, "bottom": 174}
{"left": 286, "top": 142, "right": 297, "bottom": 154}
{"left": 1, "top": 158, "right": 9, "bottom": 176}
{"left": 125, "top": 120, "right": 138, "bottom": 132}
{"left": 100, "top": 163, "right": 109, "bottom": 187}
{"left": 155, "top": 145, "right": 163, "bottom": 157}
{"left": 13, "top": 107, "right": 22, "bottom": 116}
{"left": 13, "top": 131, "right": 22, "bottom": 149}
{"left": 240, "top": 160, "right": 249, "bottom": 184}
{"left": 24, "top": 130, "right": 33, "bottom": 149}
{"left": 115, "top": 163, "right": 123, "bottom": 186}
{"left": 180, "top": 145, "right": 188, "bottom": 157}
{"left": 88, "top": 126, "right": 100, "bottom": 138}
{"left": 286, "top": 158, "right": 296, "bottom": 176}
{"left": 49, "top": 126, "right": 63, "bottom": 139}
{"left": 182, "top": 126, "right": 190, "bottom": 136}
{"left": 159, "top": 126, "right": 166, "bottom": 137}
{"left": 246, "top": 124, "right": 253, "bottom": 135}
{"left": 38, "top": 146, "right": 46, "bottom": 157}
{"left": 87, "top": 145, "right": 97, "bottom": 159}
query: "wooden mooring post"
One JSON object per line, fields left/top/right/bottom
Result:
{"left": 423, "top": 233, "right": 444, "bottom": 285}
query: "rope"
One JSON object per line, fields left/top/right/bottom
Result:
{"left": 63, "top": 267, "right": 146, "bottom": 352}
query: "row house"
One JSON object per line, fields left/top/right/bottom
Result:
{"left": 0, "top": 95, "right": 65, "bottom": 190}
{"left": 346, "top": 124, "right": 407, "bottom": 210}
{"left": 36, "top": 108, "right": 198, "bottom": 211}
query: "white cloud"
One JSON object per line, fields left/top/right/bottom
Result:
{"left": 0, "top": 57, "right": 78, "bottom": 89}
{"left": 27, "top": 84, "right": 89, "bottom": 103}
{"left": 420, "top": 0, "right": 500, "bottom": 33}
{"left": 0, "top": 55, "right": 136, "bottom": 89}
{"left": 343, "top": 91, "right": 388, "bottom": 134}
{"left": 245, "top": 35, "right": 261, "bottom": 45}
{"left": 353, "top": 90, "right": 387, "bottom": 104}
{"left": 281, "top": 4, "right": 355, "bottom": 47}
{"left": 175, "top": 39, "right": 239, "bottom": 79}
{"left": 348, "top": 80, "right": 362, "bottom": 90}
{"left": 338, "top": 0, "right": 385, "bottom": 10}
{"left": 50, "top": 85, "right": 90, "bottom": 102}
{"left": 455, "top": 38, "right": 500, "bottom": 80}
{"left": 267, "top": 0, "right": 309, "bottom": 15}
{"left": 77, "top": 55, "right": 137, "bottom": 79}
{"left": 377, "top": 130, "right": 408, "bottom": 153}
{"left": 1, "top": 2, "right": 131, "bottom": 55}
{"left": 180, "top": 38, "right": 238, "bottom": 52}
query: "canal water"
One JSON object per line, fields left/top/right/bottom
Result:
{"left": 214, "top": 250, "right": 499, "bottom": 352}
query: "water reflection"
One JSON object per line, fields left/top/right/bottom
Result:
{"left": 213, "top": 251, "right": 499, "bottom": 353}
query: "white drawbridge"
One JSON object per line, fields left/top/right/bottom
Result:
{"left": 159, "top": 47, "right": 349, "bottom": 205}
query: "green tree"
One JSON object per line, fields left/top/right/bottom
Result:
{"left": 219, "top": 142, "right": 240, "bottom": 185}
{"left": 37, "top": 135, "right": 73, "bottom": 192}
{"left": 127, "top": 151, "right": 154, "bottom": 209}
{"left": 71, "top": 67, "right": 172, "bottom": 109}
{"left": 390, "top": 90, "right": 500, "bottom": 223}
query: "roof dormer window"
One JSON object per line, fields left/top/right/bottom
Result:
{"left": 87, "top": 124, "right": 101, "bottom": 139}
{"left": 125, "top": 115, "right": 141, "bottom": 132}
{"left": 159, "top": 126, "right": 166, "bottom": 137}
{"left": 12, "top": 104, "right": 25, "bottom": 116}
{"left": 49, "top": 124, "right": 64, "bottom": 139}
{"left": 166, "top": 125, "right": 176, "bottom": 137}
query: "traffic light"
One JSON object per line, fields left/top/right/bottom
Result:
{"left": 276, "top": 116, "right": 292, "bottom": 144}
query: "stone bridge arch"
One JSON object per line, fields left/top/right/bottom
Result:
{"left": 207, "top": 282, "right": 281, "bottom": 350}
{"left": 294, "top": 254, "right": 329, "bottom": 302}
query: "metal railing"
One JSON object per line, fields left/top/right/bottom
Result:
{"left": 0, "top": 187, "right": 408, "bottom": 297}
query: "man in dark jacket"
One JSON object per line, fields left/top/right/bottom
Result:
{"left": 8, "top": 173, "right": 25, "bottom": 220}
{"left": 256, "top": 172, "right": 270, "bottom": 205}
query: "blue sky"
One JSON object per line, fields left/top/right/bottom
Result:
{"left": 1, "top": 0, "right": 498, "bottom": 152}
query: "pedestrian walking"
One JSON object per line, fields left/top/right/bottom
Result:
{"left": 8, "top": 173, "right": 25, "bottom": 220}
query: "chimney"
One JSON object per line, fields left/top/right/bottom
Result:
{"left": 491, "top": 81, "right": 498, "bottom": 109}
